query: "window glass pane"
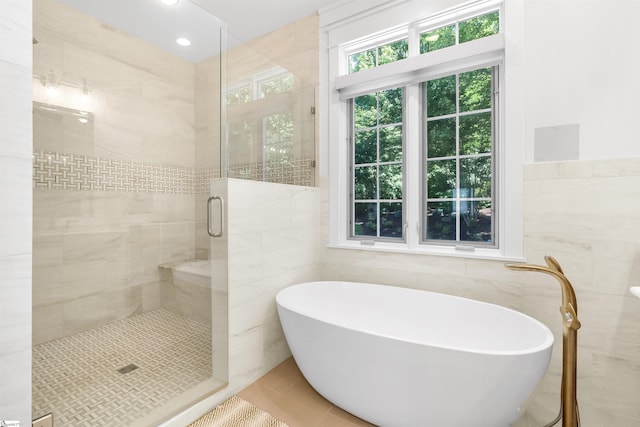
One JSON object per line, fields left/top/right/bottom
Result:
{"left": 228, "top": 120, "right": 255, "bottom": 165}
{"left": 459, "top": 67, "right": 492, "bottom": 112}
{"left": 380, "top": 202, "right": 403, "bottom": 238}
{"left": 426, "top": 201, "right": 456, "bottom": 241}
{"left": 460, "top": 156, "right": 491, "bottom": 198}
{"left": 354, "top": 166, "right": 377, "bottom": 199}
{"left": 351, "top": 87, "right": 404, "bottom": 241}
{"left": 379, "top": 164, "right": 403, "bottom": 200}
{"left": 264, "top": 113, "right": 293, "bottom": 163}
{"left": 379, "top": 88, "right": 403, "bottom": 125}
{"left": 427, "top": 118, "right": 456, "bottom": 158}
{"left": 349, "top": 48, "right": 376, "bottom": 73}
{"left": 427, "top": 159, "right": 456, "bottom": 199}
{"left": 354, "top": 94, "right": 377, "bottom": 129}
{"left": 378, "top": 39, "right": 409, "bottom": 66}
{"left": 380, "top": 125, "right": 402, "bottom": 162}
{"left": 460, "top": 200, "right": 492, "bottom": 242}
{"left": 227, "top": 86, "right": 251, "bottom": 106}
{"left": 355, "top": 129, "right": 377, "bottom": 164}
{"left": 354, "top": 203, "right": 377, "bottom": 236}
{"left": 259, "top": 73, "right": 293, "bottom": 98}
{"left": 460, "top": 112, "right": 491, "bottom": 155}
{"left": 420, "top": 25, "right": 456, "bottom": 53}
{"left": 459, "top": 11, "right": 500, "bottom": 44}
{"left": 426, "top": 75, "right": 456, "bottom": 117}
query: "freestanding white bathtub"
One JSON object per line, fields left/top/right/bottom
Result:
{"left": 276, "top": 281, "right": 554, "bottom": 427}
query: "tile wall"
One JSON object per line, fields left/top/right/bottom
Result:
{"left": 0, "top": 0, "right": 33, "bottom": 424}
{"left": 32, "top": 0, "right": 197, "bottom": 344}
{"left": 320, "top": 158, "right": 640, "bottom": 426}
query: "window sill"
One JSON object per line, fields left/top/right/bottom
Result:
{"left": 326, "top": 240, "right": 525, "bottom": 262}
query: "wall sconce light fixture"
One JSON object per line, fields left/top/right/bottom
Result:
{"left": 39, "top": 69, "right": 91, "bottom": 104}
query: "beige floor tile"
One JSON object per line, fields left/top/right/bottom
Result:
{"left": 239, "top": 357, "right": 375, "bottom": 427}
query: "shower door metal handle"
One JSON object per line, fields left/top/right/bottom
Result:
{"left": 207, "top": 195, "right": 224, "bottom": 238}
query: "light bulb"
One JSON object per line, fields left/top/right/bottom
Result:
{"left": 46, "top": 85, "right": 59, "bottom": 97}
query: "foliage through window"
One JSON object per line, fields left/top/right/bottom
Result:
{"left": 424, "top": 67, "right": 494, "bottom": 244}
{"left": 226, "top": 69, "right": 297, "bottom": 174}
{"left": 343, "top": 6, "right": 501, "bottom": 250}
{"left": 348, "top": 39, "right": 408, "bottom": 74}
{"left": 259, "top": 74, "right": 294, "bottom": 98}
{"left": 420, "top": 11, "right": 499, "bottom": 54}
{"left": 351, "top": 88, "right": 404, "bottom": 239}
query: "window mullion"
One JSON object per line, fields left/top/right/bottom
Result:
{"left": 405, "top": 83, "right": 420, "bottom": 249}
{"left": 455, "top": 73, "right": 461, "bottom": 242}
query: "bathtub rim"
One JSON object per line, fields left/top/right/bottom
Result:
{"left": 276, "top": 280, "right": 554, "bottom": 357}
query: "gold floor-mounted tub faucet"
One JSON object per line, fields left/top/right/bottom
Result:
{"left": 505, "top": 256, "right": 581, "bottom": 427}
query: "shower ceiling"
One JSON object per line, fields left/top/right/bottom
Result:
{"left": 55, "top": 0, "right": 349, "bottom": 63}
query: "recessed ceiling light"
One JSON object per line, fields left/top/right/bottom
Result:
{"left": 176, "top": 37, "right": 191, "bottom": 47}
{"left": 161, "top": 0, "right": 179, "bottom": 5}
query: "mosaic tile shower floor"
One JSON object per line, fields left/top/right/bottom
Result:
{"left": 32, "top": 309, "right": 212, "bottom": 426}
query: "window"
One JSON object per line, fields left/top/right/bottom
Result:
{"left": 226, "top": 68, "right": 296, "bottom": 168}
{"left": 420, "top": 10, "right": 499, "bottom": 53}
{"left": 348, "top": 39, "right": 409, "bottom": 74}
{"left": 351, "top": 88, "right": 404, "bottom": 239}
{"left": 424, "top": 67, "right": 495, "bottom": 245}
{"left": 328, "top": 1, "right": 521, "bottom": 260}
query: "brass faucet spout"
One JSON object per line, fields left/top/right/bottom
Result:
{"left": 505, "top": 256, "right": 580, "bottom": 427}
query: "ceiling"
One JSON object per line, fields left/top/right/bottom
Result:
{"left": 57, "top": 0, "right": 347, "bottom": 63}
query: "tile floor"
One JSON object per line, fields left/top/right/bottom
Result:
{"left": 238, "top": 357, "right": 375, "bottom": 427}
{"left": 238, "top": 357, "right": 544, "bottom": 427}
{"left": 32, "top": 309, "right": 213, "bottom": 426}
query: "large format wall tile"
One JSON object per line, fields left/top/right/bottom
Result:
{"left": 0, "top": 62, "right": 32, "bottom": 158}
{"left": 32, "top": 0, "right": 198, "bottom": 342}
{"left": 225, "top": 179, "right": 323, "bottom": 390}
{"left": 0, "top": 3, "right": 32, "bottom": 425}
{"left": 0, "top": 156, "right": 33, "bottom": 257}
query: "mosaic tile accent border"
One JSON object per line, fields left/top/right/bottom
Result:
{"left": 228, "top": 158, "right": 315, "bottom": 187}
{"left": 33, "top": 151, "right": 197, "bottom": 194}
{"left": 33, "top": 151, "right": 315, "bottom": 194}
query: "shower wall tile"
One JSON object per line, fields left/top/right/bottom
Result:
{"left": 0, "top": 62, "right": 32, "bottom": 158}
{"left": 62, "top": 285, "right": 143, "bottom": 337}
{"left": 105, "top": 27, "right": 174, "bottom": 81}
{"left": 164, "top": 272, "right": 212, "bottom": 325}
{"left": 226, "top": 179, "right": 324, "bottom": 387}
{"left": 0, "top": 0, "right": 31, "bottom": 67}
{"left": 1, "top": 1, "right": 31, "bottom": 425}
{"left": 32, "top": 211, "right": 197, "bottom": 342}
{"left": 32, "top": 303, "right": 64, "bottom": 345}
{"left": 0, "top": 349, "right": 32, "bottom": 425}
{"left": 0, "top": 156, "right": 33, "bottom": 257}
{"left": 62, "top": 230, "right": 128, "bottom": 262}
{"left": 29, "top": 0, "right": 201, "bottom": 343}
{"left": 247, "top": 14, "right": 319, "bottom": 86}
{"left": 33, "top": 0, "right": 106, "bottom": 55}
{"left": 0, "top": 254, "right": 31, "bottom": 355}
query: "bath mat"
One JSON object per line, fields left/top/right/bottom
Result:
{"left": 188, "top": 395, "right": 289, "bottom": 427}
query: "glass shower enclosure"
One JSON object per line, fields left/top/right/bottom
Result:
{"left": 31, "top": 0, "right": 315, "bottom": 425}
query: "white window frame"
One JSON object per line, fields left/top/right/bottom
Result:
{"left": 326, "top": 0, "right": 524, "bottom": 261}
